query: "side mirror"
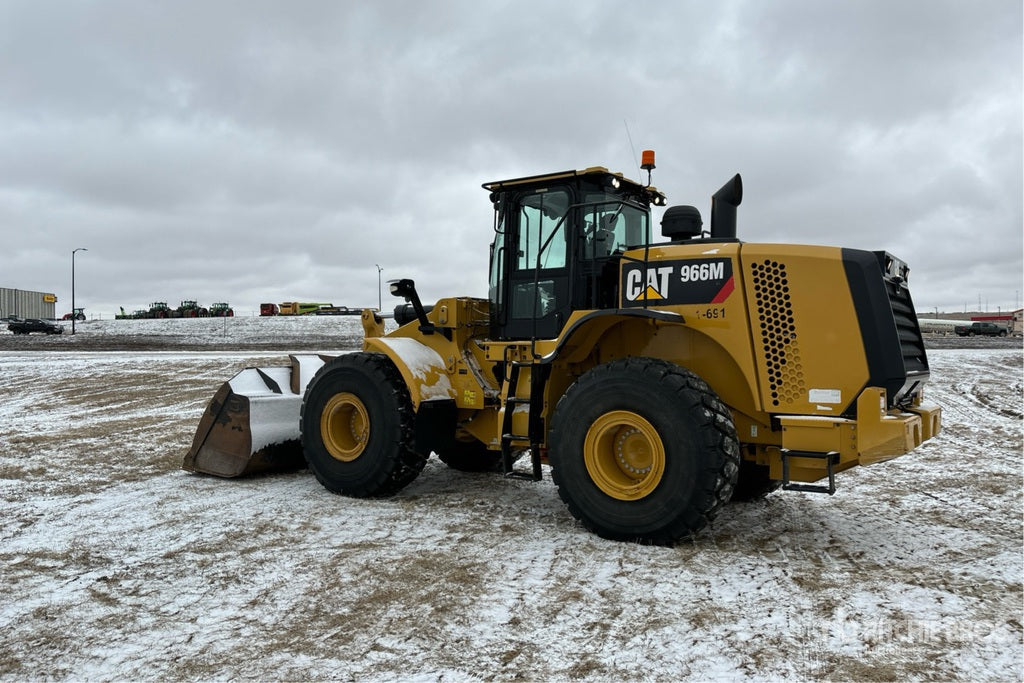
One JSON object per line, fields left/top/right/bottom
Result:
{"left": 387, "top": 278, "right": 434, "bottom": 335}
{"left": 389, "top": 278, "right": 416, "bottom": 299}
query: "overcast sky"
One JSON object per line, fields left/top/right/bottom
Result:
{"left": 1, "top": 0, "right": 1021, "bottom": 317}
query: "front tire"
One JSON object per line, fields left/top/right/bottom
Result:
{"left": 548, "top": 358, "right": 739, "bottom": 544}
{"left": 300, "top": 353, "right": 426, "bottom": 497}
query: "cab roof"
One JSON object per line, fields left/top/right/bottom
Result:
{"left": 482, "top": 166, "right": 666, "bottom": 205}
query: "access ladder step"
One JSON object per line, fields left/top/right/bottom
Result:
{"left": 501, "top": 446, "right": 543, "bottom": 481}
{"left": 781, "top": 449, "right": 839, "bottom": 495}
{"left": 499, "top": 357, "right": 548, "bottom": 482}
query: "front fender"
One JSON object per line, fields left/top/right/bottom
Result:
{"left": 363, "top": 336, "right": 457, "bottom": 409}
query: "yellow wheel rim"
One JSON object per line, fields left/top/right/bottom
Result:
{"left": 583, "top": 410, "right": 665, "bottom": 501}
{"left": 321, "top": 392, "right": 369, "bottom": 462}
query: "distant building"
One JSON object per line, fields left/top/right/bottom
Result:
{"left": 0, "top": 287, "right": 58, "bottom": 319}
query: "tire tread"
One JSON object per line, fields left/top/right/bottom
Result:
{"left": 548, "top": 357, "right": 740, "bottom": 544}
{"left": 300, "top": 353, "right": 425, "bottom": 497}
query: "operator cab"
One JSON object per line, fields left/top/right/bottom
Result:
{"left": 484, "top": 166, "right": 666, "bottom": 341}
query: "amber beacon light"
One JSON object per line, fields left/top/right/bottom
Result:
{"left": 641, "top": 149, "right": 656, "bottom": 170}
{"left": 640, "top": 149, "right": 656, "bottom": 185}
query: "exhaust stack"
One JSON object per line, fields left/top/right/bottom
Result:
{"left": 710, "top": 174, "right": 743, "bottom": 239}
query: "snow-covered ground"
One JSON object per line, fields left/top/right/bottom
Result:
{"left": 0, "top": 338, "right": 1021, "bottom": 680}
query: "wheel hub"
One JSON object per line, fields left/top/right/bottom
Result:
{"left": 584, "top": 410, "right": 665, "bottom": 501}
{"left": 614, "top": 427, "right": 654, "bottom": 476}
{"left": 321, "top": 392, "right": 369, "bottom": 462}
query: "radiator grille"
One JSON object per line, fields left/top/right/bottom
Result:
{"left": 885, "top": 279, "right": 928, "bottom": 375}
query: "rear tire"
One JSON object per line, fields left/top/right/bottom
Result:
{"left": 301, "top": 353, "right": 426, "bottom": 497}
{"left": 548, "top": 358, "right": 739, "bottom": 544}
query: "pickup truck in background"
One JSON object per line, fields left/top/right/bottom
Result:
{"left": 954, "top": 321, "right": 1009, "bottom": 337}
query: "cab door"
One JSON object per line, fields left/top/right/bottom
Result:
{"left": 492, "top": 186, "right": 572, "bottom": 340}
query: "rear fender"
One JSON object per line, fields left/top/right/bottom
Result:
{"left": 535, "top": 310, "right": 762, "bottom": 419}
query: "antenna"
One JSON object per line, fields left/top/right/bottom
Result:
{"left": 623, "top": 119, "right": 641, "bottom": 179}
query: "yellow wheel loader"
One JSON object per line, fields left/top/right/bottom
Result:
{"left": 184, "top": 154, "right": 941, "bottom": 544}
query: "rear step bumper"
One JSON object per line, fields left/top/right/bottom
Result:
{"left": 769, "top": 386, "right": 942, "bottom": 486}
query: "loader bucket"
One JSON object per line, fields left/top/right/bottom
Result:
{"left": 183, "top": 354, "right": 333, "bottom": 477}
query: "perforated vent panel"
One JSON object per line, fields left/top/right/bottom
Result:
{"left": 751, "top": 259, "right": 806, "bottom": 407}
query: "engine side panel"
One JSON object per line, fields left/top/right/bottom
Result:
{"left": 616, "top": 241, "right": 873, "bottom": 421}
{"left": 738, "top": 243, "right": 870, "bottom": 418}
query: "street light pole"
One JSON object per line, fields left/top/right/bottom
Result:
{"left": 375, "top": 264, "right": 383, "bottom": 311}
{"left": 71, "top": 247, "right": 87, "bottom": 334}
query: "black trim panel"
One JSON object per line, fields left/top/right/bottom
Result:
{"left": 842, "top": 248, "right": 927, "bottom": 414}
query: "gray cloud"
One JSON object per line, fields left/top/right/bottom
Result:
{"left": 1, "top": 0, "right": 1020, "bottom": 317}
